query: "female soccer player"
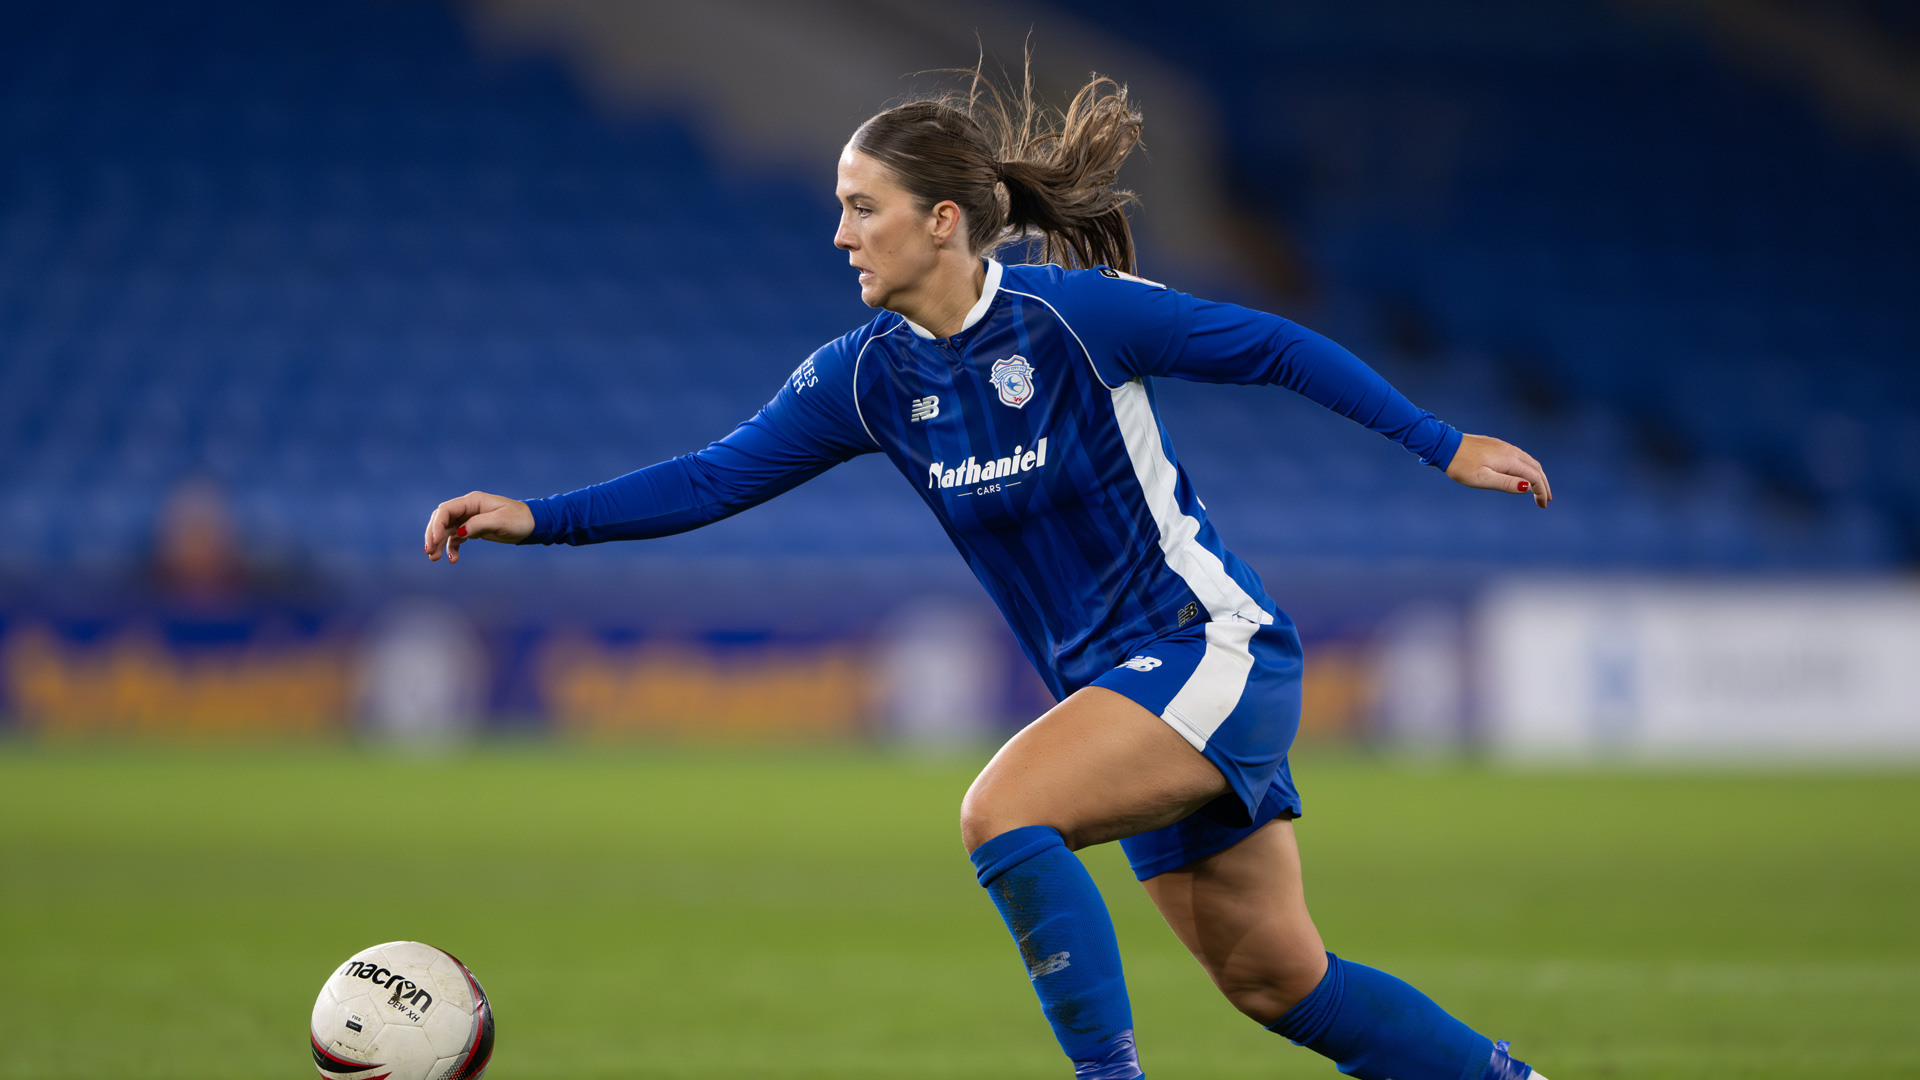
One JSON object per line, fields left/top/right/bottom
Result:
{"left": 425, "top": 75, "right": 1553, "bottom": 1080}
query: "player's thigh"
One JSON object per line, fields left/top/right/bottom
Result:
{"left": 1140, "top": 818, "right": 1328, "bottom": 1024}
{"left": 960, "top": 685, "right": 1226, "bottom": 853}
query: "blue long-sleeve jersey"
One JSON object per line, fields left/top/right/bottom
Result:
{"left": 526, "top": 259, "right": 1461, "bottom": 699}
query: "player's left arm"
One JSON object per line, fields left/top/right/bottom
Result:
{"left": 1159, "top": 293, "right": 1551, "bottom": 508}
{"left": 1050, "top": 269, "right": 1550, "bottom": 507}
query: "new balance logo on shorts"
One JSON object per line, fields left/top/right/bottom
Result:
{"left": 1120, "top": 656, "right": 1162, "bottom": 672}
{"left": 909, "top": 395, "right": 939, "bottom": 421}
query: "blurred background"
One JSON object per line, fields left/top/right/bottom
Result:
{"left": 2, "top": 0, "right": 1918, "bottom": 757}
{"left": 5, "top": 5, "right": 1919, "bottom": 1079}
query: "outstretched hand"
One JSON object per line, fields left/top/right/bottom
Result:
{"left": 1445, "top": 433, "right": 1552, "bottom": 508}
{"left": 424, "top": 490, "right": 535, "bottom": 563}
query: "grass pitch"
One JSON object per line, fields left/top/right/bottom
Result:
{"left": 1, "top": 746, "right": 1916, "bottom": 1079}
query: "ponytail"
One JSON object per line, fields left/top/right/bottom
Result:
{"left": 850, "top": 65, "right": 1144, "bottom": 274}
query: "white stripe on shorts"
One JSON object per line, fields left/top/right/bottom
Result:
{"left": 1159, "top": 616, "right": 1260, "bottom": 750}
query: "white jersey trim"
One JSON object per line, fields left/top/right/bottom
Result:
{"left": 1108, "top": 380, "right": 1273, "bottom": 627}
{"left": 1012, "top": 272, "right": 1273, "bottom": 749}
{"left": 904, "top": 258, "right": 1004, "bottom": 340}
{"left": 850, "top": 321, "right": 905, "bottom": 448}
{"left": 1006, "top": 280, "right": 1270, "bottom": 628}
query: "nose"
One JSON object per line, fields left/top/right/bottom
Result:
{"left": 834, "top": 214, "right": 857, "bottom": 252}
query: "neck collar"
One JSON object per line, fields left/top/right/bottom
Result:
{"left": 904, "top": 258, "right": 1002, "bottom": 340}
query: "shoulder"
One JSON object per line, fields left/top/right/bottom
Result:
{"left": 792, "top": 310, "right": 906, "bottom": 384}
{"left": 1006, "top": 263, "right": 1187, "bottom": 335}
{"left": 831, "top": 310, "right": 908, "bottom": 358}
{"left": 1089, "top": 265, "right": 1169, "bottom": 289}
{"left": 762, "top": 314, "right": 898, "bottom": 448}
{"left": 1001, "top": 262, "right": 1175, "bottom": 320}
{"left": 1002, "top": 263, "right": 1192, "bottom": 383}
{"left": 1002, "top": 261, "right": 1169, "bottom": 292}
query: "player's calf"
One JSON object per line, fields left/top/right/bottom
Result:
{"left": 1266, "top": 953, "right": 1547, "bottom": 1080}
{"left": 971, "top": 825, "right": 1143, "bottom": 1079}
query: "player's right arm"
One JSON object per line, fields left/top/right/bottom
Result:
{"left": 424, "top": 334, "right": 878, "bottom": 564}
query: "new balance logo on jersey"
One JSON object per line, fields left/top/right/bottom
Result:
{"left": 909, "top": 395, "right": 940, "bottom": 422}
{"left": 928, "top": 437, "right": 1049, "bottom": 490}
{"left": 1120, "top": 656, "right": 1162, "bottom": 672}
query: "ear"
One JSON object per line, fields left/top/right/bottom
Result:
{"left": 928, "top": 199, "right": 964, "bottom": 247}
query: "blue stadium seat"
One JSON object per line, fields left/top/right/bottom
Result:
{"left": 0, "top": 0, "right": 1913, "bottom": 575}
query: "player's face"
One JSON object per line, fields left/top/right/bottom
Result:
{"left": 834, "top": 148, "right": 946, "bottom": 309}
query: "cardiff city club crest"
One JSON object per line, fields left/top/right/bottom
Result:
{"left": 989, "top": 355, "right": 1037, "bottom": 409}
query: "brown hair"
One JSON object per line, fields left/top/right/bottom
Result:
{"left": 850, "top": 67, "right": 1144, "bottom": 274}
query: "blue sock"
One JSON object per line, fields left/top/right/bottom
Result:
{"left": 970, "top": 826, "right": 1142, "bottom": 1080}
{"left": 1267, "top": 953, "right": 1495, "bottom": 1080}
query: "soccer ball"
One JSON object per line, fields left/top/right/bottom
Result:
{"left": 310, "top": 941, "right": 495, "bottom": 1080}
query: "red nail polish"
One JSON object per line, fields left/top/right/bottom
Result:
{"left": 1517, "top": 481, "right": 1530, "bottom": 492}
{"left": 456, "top": 526, "right": 468, "bottom": 536}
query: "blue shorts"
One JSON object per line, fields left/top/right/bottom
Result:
{"left": 1090, "top": 616, "right": 1305, "bottom": 881}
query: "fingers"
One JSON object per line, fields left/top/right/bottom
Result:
{"left": 1492, "top": 470, "right": 1531, "bottom": 496}
{"left": 1509, "top": 455, "right": 1552, "bottom": 508}
{"left": 423, "top": 492, "right": 489, "bottom": 562}
{"left": 425, "top": 492, "right": 530, "bottom": 563}
{"left": 1484, "top": 460, "right": 1550, "bottom": 507}
{"left": 424, "top": 501, "right": 461, "bottom": 562}
{"left": 1449, "top": 434, "right": 1552, "bottom": 508}
{"left": 424, "top": 503, "right": 451, "bottom": 561}
{"left": 1500, "top": 443, "right": 1552, "bottom": 507}
{"left": 459, "top": 507, "right": 519, "bottom": 543}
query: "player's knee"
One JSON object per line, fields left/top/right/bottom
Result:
{"left": 1210, "top": 951, "right": 1327, "bottom": 1027}
{"left": 1218, "top": 975, "right": 1314, "bottom": 1027}
{"left": 959, "top": 783, "right": 1072, "bottom": 854}
{"left": 958, "top": 785, "right": 1010, "bottom": 853}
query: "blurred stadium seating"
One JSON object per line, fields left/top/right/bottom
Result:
{"left": 0, "top": 0, "right": 893, "bottom": 579}
{"left": 1, "top": 0, "right": 1915, "bottom": 739}
{"left": 1058, "top": 0, "right": 1920, "bottom": 570}
{"left": 5, "top": 0, "right": 1915, "bottom": 578}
